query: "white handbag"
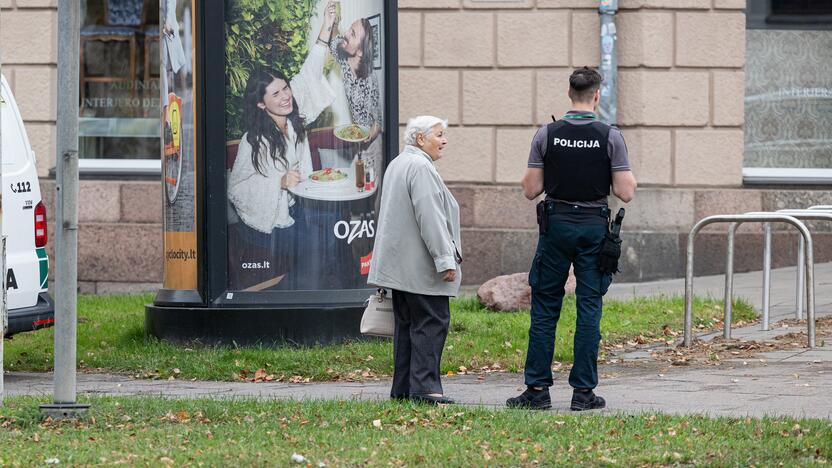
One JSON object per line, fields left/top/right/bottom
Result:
{"left": 360, "top": 289, "right": 394, "bottom": 337}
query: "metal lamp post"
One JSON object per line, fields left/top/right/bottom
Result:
{"left": 39, "top": 0, "right": 89, "bottom": 419}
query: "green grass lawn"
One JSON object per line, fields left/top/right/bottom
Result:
{"left": 3, "top": 294, "right": 755, "bottom": 382}
{"left": 0, "top": 397, "right": 827, "bottom": 466}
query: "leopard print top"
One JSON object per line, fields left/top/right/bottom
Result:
{"left": 331, "top": 37, "right": 382, "bottom": 128}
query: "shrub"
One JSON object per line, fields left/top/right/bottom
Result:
{"left": 225, "top": 0, "right": 318, "bottom": 140}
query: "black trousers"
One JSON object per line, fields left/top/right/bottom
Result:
{"left": 390, "top": 290, "right": 451, "bottom": 398}
{"left": 525, "top": 210, "right": 612, "bottom": 390}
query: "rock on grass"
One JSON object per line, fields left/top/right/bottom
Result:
{"left": 477, "top": 269, "right": 576, "bottom": 311}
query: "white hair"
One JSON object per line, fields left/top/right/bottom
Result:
{"left": 403, "top": 115, "right": 448, "bottom": 146}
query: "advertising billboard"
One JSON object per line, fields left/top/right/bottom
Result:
{"left": 224, "top": 0, "right": 386, "bottom": 293}
{"left": 161, "top": 0, "right": 198, "bottom": 291}
{"left": 148, "top": 0, "right": 396, "bottom": 345}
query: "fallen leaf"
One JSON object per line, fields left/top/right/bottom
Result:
{"left": 792, "top": 424, "right": 803, "bottom": 437}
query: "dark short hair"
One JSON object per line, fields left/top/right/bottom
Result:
{"left": 568, "top": 67, "right": 602, "bottom": 103}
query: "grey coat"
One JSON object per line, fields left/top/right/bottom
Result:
{"left": 368, "top": 146, "right": 462, "bottom": 297}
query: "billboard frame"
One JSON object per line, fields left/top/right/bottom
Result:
{"left": 150, "top": 0, "right": 399, "bottom": 344}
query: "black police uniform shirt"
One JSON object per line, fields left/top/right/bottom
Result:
{"left": 527, "top": 110, "right": 631, "bottom": 208}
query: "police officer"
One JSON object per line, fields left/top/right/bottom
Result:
{"left": 506, "top": 67, "right": 637, "bottom": 411}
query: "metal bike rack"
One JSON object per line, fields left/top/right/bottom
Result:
{"left": 778, "top": 209, "right": 832, "bottom": 322}
{"left": 684, "top": 214, "right": 815, "bottom": 348}
{"left": 745, "top": 210, "right": 832, "bottom": 328}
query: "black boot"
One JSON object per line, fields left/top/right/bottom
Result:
{"left": 410, "top": 394, "right": 455, "bottom": 405}
{"left": 570, "top": 389, "right": 606, "bottom": 411}
{"left": 506, "top": 386, "right": 551, "bottom": 410}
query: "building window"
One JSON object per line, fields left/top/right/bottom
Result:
{"left": 744, "top": 0, "right": 832, "bottom": 184}
{"left": 78, "top": 0, "right": 162, "bottom": 168}
{"left": 770, "top": 0, "right": 832, "bottom": 20}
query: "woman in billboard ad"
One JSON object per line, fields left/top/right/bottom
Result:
{"left": 225, "top": 0, "right": 386, "bottom": 292}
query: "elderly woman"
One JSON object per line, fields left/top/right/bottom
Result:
{"left": 368, "top": 116, "right": 462, "bottom": 405}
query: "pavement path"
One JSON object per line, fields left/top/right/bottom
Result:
{"left": 6, "top": 353, "right": 830, "bottom": 419}
{"left": 6, "top": 264, "right": 832, "bottom": 419}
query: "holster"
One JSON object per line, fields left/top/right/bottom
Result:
{"left": 599, "top": 208, "right": 626, "bottom": 275}
{"left": 536, "top": 201, "right": 549, "bottom": 234}
{"left": 598, "top": 230, "right": 622, "bottom": 275}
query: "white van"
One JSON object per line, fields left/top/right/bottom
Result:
{"left": 1, "top": 74, "right": 53, "bottom": 336}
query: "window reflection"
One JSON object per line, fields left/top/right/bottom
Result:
{"left": 79, "top": 0, "right": 161, "bottom": 160}
{"left": 744, "top": 0, "right": 832, "bottom": 169}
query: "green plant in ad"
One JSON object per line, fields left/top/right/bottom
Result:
{"left": 225, "top": 0, "right": 318, "bottom": 140}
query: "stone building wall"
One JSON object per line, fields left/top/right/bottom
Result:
{"left": 400, "top": 0, "right": 774, "bottom": 285}
{"left": 3, "top": 0, "right": 832, "bottom": 291}
{"left": 0, "top": 0, "right": 58, "bottom": 178}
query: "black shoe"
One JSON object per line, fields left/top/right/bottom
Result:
{"left": 410, "top": 394, "right": 455, "bottom": 405}
{"left": 570, "top": 390, "right": 606, "bottom": 411}
{"left": 506, "top": 387, "right": 552, "bottom": 410}
{"left": 390, "top": 394, "right": 409, "bottom": 401}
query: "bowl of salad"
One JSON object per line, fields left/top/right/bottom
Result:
{"left": 309, "top": 167, "right": 348, "bottom": 183}
{"left": 334, "top": 123, "right": 370, "bottom": 142}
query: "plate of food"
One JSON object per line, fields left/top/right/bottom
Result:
{"left": 309, "top": 167, "right": 348, "bottom": 183}
{"left": 334, "top": 123, "right": 369, "bottom": 142}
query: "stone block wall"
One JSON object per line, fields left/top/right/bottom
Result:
{"left": 39, "top": 180, "right": 164, "bottom": 294}
{"left": 401, "top": 0, "right": 762, "bottom": 283}
{"left": 0, "top": 0, "right": 58, "bottom": 178}
{"left": 4, "top": 0, "right": 832, "bottom": 290}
